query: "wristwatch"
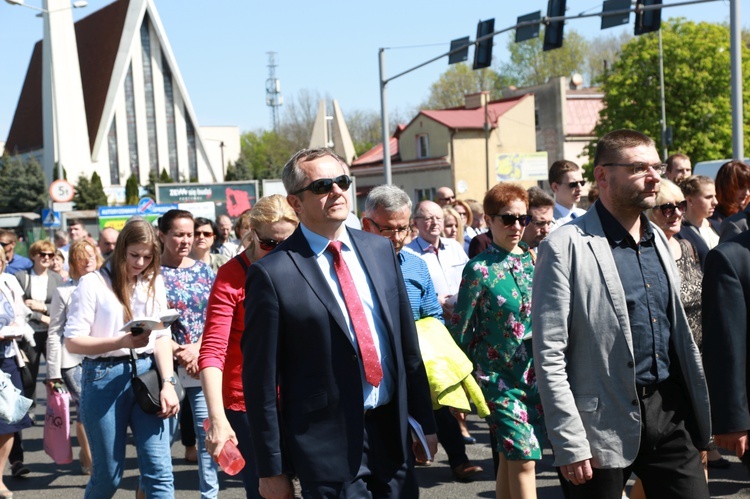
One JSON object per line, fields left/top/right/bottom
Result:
{"left": 162, "top": 376, "right": 177, "bottom": 386}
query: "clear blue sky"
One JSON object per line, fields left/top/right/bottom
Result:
{"left": 0, "top": 0, "right": 744, "bottom": 142}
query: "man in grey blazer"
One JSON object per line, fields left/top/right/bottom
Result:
{"left": 532, "top": 130, "right": 711, "bottom": 498}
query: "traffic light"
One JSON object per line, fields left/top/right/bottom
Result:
{"left": 473, "top": 19, "right": 495, "bottom": 70}
{"left": 543, "top": 0, "right": 567, "bottom": 51}
{"left": 635, "top": 0, "right": 662, "bottom": 35}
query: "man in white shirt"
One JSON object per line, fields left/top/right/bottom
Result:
{"left": 405, "top": 200, "right": 468, "bottom": 315}
{"left": 550, "top": 160, "right": 587, "bottom": 225}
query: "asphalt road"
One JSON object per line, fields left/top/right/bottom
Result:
{"left": 4, "top": 372, "right": 750, "bottom": 498}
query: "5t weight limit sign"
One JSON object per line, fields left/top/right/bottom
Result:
{"left": 49, "top": 179, "right": 75, "bottom": 203}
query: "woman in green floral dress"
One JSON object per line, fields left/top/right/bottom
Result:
{"left": 449, "top": 183, "right": 544, "bottom": 499}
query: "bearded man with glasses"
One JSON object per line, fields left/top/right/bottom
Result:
{"left": 532, "top": 130, "right": 710, "bottom": 499}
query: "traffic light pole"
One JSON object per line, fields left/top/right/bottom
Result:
{"left": 378, "top": 0, "right": 728, "bottom": 185}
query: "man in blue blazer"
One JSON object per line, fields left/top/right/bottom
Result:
{"left": 532, "top": 130, "right": 710, "bottom": 498}
{"left": 242, "top": 148, "right": 437, "bottom": 499}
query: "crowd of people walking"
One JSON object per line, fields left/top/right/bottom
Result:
{"left": 1, "top": 130, "right": 750, "bottom": 499}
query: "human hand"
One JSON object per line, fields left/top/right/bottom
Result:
{"left": 204, "top": 417, "right": 238, "bottom": 463}
{"left": 714, "top": 432, "right": 749, "bottom": 458}
{"left": 560, "top": 459, "right": 593, "bottom": 485}
{"left": 120, "top": 330, "right": 151, "bottom": 350}
{"left": 25, "top": 299, "right": 46, "bottom": 313}
{"left": 175, "top": 343, "right": 199, "bottom": 367}
{"left": 158, "top": 382, "right": 180, "bottom": 419}
{"left": 258, "top": 474, "right": 294, "bottom": 499}
{"left": 438, "top": 294, "right": 455, "bottom": 315}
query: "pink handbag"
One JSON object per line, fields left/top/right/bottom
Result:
{"left": 43, "top": 384, "right": 72, "bottom": 465}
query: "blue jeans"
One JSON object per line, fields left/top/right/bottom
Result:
{"left": 80, "top": 356, "right": 174, "bottom": 499}
{"left": 61, "top": 364, "right": 83, "bottom": 422}
{"left": 225, "top": 409, "right": 261, "bottom": 498}
{"left": 175, "top": 386, "right": 219, "bottom": 498}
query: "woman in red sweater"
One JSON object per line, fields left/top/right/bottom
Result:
{"left": 199, "top": 195, "right": 297, "bottom": 497}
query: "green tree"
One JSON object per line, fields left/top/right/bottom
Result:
{"left": 499, "top": 29, "right": 589, "bottom": 87}
{"left": 73, "top": 171, "right": 108, "bottom": 210}
{"left": 125, "top": 173, "right": 139, "bottom": 205}
{"left": 240, "top": 130, "right": 297, "bottom": 179}
{"left": 225, "top": 156, "right": 253, "bottom": 181}
{"left": 0, "top": 155, "right": 46, "bottom": 213}
{"left": 146, "top": 168, "right": 174, "bottom": 198}
{"left": 583, "top": 20, "right": 750, "bottom": 177}
{"left": 421, "top": 63, "right": 503, "bottom": 109}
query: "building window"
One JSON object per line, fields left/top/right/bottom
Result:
{"left": 140, "top": 19, "right": 159, "bottom": 176}
{"left": 108, "top": 118, "right": 120, "bottom": 185}
{"left": 185, "top": 112, "right": 197, "bottom": 181}
{"left": 416, "top": 134, "right": 429, "bottom": 159}
{"left": 414, "top": 187, "right": 436, "bottom": 202}
{"left": 162, "top": 51, "right": 178, "bottom": 180}
{"left": 124, "top": 64, "right": 139, "bottom": 177}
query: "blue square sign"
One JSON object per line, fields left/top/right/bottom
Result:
{"left": 42, "top": 209, "right": 61, "bottom": 228}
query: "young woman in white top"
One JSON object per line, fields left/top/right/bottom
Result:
{"left": 46, "top": 239, "right": 103, "bottom": 475}
{"left": 64, "top": 218, "right": 180, "bottom": 499}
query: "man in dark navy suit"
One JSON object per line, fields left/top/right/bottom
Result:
{"left": 242, "top": 148, "right": 437, "bottom": 499}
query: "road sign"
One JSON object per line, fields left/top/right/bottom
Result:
{"left": 42, "top": 209, "right": 62, "bottom": 228}
{"left": 49, "top": 180, "right": 75, "bottom": 203}
{"left": 52, "top": 202, "right": 74, "bottom": 212}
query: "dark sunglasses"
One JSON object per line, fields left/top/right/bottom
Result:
{"left": 292, "top": 175, "right": 352, "bottom": 195}
{"left": 194, "top": 231, "right": 214, "bottom": 238}
{"left": 493, "top": 213, "right": 532, "bottom": 227}
{"left": 39, "top": 252, "right": 55, "bottom": 258}
{"left": 657, "top": 200, "right": 687, "bottom": 217}
{"left": 567, "top": 180, "right": 586, "bottom": 189}
{"left": 257, "top": 238, "right": 282, "bottom": 251}
{"left": 0, "top": 241, "right": 11, "bottom": 248}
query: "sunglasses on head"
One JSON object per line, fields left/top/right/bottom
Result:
{"left": 493, "top": 213, "right": 532, "bottom": 227}
{"left": 194, "top": 231, "right": 214, "bottom": 238}
{"left": 257, "top": 237, "right": 282, "bottom": 252}
{"left": 292, "top": 175, "right": 352, "bottom": 195}
{"left": 657, "top": 200, "right": 687, "bottom": 217}
{"left": 567, "top": 180, "right": 586, "bottom": 189}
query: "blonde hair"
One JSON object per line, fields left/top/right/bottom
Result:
{"left": 648, "top": 179, "right": 685, "bottom": 224}
{"left": 442, "top": 206, "right": 464, "bottom": 243}
{"left": 109, "top": 219, "right": 161, "bottom": 322}
{"left": 68, "top": 240, "right": 103, "bottom": 281}
{"left": 29, "top": 239, "right": 55, "bottom": 258}
{"left": 242, "top": 195, "right": 298, "bottom": 261}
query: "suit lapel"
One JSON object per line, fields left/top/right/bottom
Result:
{"left": 285, "top": 228, "right": 351, "bottom": 337}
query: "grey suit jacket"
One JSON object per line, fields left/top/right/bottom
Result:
{"left": 531, "top": 202, "right": 711, "bottom": 468}
{"left": 719, "top": 205, "right": 750, "bottom": 243}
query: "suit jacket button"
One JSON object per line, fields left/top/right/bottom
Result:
{"left": 352, "top": 355, "right": 358, "bottom": 361}
{"left": 632, "top": 400, "right": 638, "bottom": 406}
{"left": 627, "top": 361, "right": 634, "bottom": 368}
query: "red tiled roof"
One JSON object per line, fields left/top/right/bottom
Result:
{"left": 4, "top": 0, "right": 130, "bottom": 155}
{"left": 351, "top": 124, "right": 404, "bottom": 167}
{"left": 566, "top": 97, "right": 603, "bottom": 136}
{"left": 418, "top": 94, "right": 529, "bottom": 130}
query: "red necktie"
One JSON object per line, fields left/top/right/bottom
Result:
{"left": 326, "top": 241, "right": 383, "bottom": 387}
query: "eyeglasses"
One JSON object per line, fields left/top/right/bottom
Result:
{"left": 656, "top": 200, "right": 687, "bottom": 217}
{"left": 256, "top": 236, "right": 282, "bottom": 252}
{"left": 364, "top": 218, "right": 410, "bottom": 238}
{"left": 492, "top": 213, "right": 532, "bottom": 227}
{"left": 39, "top": 252, "right": 55, "bottom": 259}
{"left": 602, "top": 162, "right": 668, "bottom": 175}
{"left": 438, "top": 196, "right": 455, "bottom": 202}
{"left": 567, "top": 181, "right": 586, "bottom": 189}
{"left": 530, "top": 220, "right": 554, "bottom": 228}
{"left": 291, "top": 175, "right": 352, "bottom": 195}
{"left": 194, "top": 231, "right": 214, "bottom": 238}
{"left": 414, "top": 215, "right": 442, "bottom": 224}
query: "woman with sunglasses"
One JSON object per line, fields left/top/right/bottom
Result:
{"left": 46, "top": 239, "right": 103, "bottom": 476}
{"left": 190, "top": 218, "right": 229, "bottom": 273}
{"left": 678, "top": 175, "right": 719, "bottom": 268}
{"left": 199, "top": 195, "right": 298, "bottom": 498}
{"left": 449, "top": 183, "right": 544, "bottom": 499}
{"left": 157, "top": 209, "right": 219, "bottom": 498}
{"left": 64, "top": 218, "right": 180, "bottom": 498}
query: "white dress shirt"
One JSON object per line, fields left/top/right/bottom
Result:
{"left": 404, "top": 236, "right": 469, "bottom": 296}
{"left": 553, "top": 202, "right": 587, "bottom": 227}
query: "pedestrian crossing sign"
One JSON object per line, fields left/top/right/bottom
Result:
{"left": 42, "top": 209, "right": 61, "bottom": 228}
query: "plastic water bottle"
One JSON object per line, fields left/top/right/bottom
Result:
{"left": 203, "top": 419, "right": 245, "bottom": 475}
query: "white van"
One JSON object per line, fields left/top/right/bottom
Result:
{"left": 693, "top": 158, "right": 750, "bottom": 180}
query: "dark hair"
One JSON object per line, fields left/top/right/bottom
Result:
{"left": 484, "top": 183, "right": 529, "bottom": 216}
{"left": 194, "top": 217, "right": 222, "bottom": 253}
{"left": 715, "top": 160, "right": 750, "bottom": 217}
{"left": 666, "top": 153, "right": 690, "bottom": 173}
{"left": 593, "top": 129, "right": 655, "bottom": 166}
{"left": 548, "top": 160, "right": 580, "bottom": 185}
{"left": 527, "top": 186, "right": 555, "bottom": 209}
{"left": 158, "top": 209, "right": 194, "bottom": 234}
{"left": 679, "top": 175, "right": 714, "bottom": 198}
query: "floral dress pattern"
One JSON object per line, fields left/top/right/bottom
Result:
{"left": 448, "top": 242, "right": 544, "bottom": 460}
{"left": 161, "top": 260, "right": 215, "bottom": 345}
